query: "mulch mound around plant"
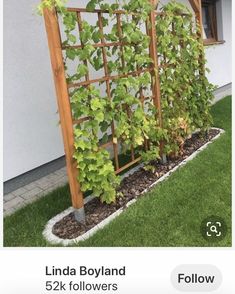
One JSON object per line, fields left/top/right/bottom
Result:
{"left": 52, "top": 128, "right": 220, "bottom": 240}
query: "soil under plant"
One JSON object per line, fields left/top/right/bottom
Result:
{"left": 52, "top": 128, "right": 220, "bottom": 240}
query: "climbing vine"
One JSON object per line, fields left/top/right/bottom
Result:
{"left": 156, "top": 1, "right": 214, "bottom": 157}
{"left": 39, "top": 0, "right": 214, "bottom": 203}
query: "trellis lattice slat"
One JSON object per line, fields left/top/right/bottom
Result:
{"left": 63, "top": 4, "right": 162, "bottom": 177}
{"left": 67, "top": 67, "right": 155, "bottom": 88}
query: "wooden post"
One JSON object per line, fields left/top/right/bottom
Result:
{"left": 43, "top": 7, "right": 85, "bottom": 222}
{"left": 188, "top": 0, "right": 203, "bottom": 42}
{"left": 153, "top": 0, "right": 159, "bottom": 10}
{"left": 189, "top": 0, "right": 203, "bottom": 34}
{"left": 188, "top": 0, "right": 205, "bottom": 75}
{"left": 148, "top": 0, "right": 165, "bottom": 161}
{"left": 196, "top": 0, "right": 204, "bottom": 37}
{"left": 189, "top": 0, "right": 200, "bottom": 14}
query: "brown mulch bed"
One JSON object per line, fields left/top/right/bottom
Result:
{"left": 52, "top": 128, "right": 220, "bottom": 240}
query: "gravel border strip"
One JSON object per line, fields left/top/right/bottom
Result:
{"left": 43, "top": 127, "right": 224, "bottom": 246}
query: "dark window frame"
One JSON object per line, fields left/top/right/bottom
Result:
{"left": 202, "top": 0, "right": 220, "bottom": 45}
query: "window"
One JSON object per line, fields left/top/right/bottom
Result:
{"left": 202, "top": 0, "right": 218, "bottom": 44}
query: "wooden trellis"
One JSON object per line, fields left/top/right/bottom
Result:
{"left": 43, "top": 0, "right": 203, "bottom": 222}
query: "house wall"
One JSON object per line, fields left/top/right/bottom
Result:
{"left": 3, "top": 0, "right": 232, "bottom": 181}
{"left": 4, "top": 0, "right": 64, "bottom": 181}
{"left": 204, "top": 0, "right": 232, "bottom": 87}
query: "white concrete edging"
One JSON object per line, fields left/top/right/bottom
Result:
{"left": 43, "top": 128, "right": 224, "bottom": 246}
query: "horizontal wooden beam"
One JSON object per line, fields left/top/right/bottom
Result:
{"left": 68, "top": 7, "right": 127, "bottom": 14}
{"left": 67, "top": 67, "right": 155, "bottom": 88}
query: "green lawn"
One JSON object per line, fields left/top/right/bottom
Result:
{"left": 4, "top": 96, "right": 231, "bottom": 247}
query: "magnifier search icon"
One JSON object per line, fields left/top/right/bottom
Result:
{"left": 210, "top": 225, "right": 218, "bottom": 234}
{"left": 202, "top": 216, "right": 227, "bottom": 241}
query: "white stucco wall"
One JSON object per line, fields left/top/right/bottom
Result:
{"left": 3, "top": 0, "right": 64, "bottom": 181}
{"left": 204, "top": 0, "right": 232, "bottom": 87}
{"left": 3, "top": 0, "right": 232, "bottom": 181}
